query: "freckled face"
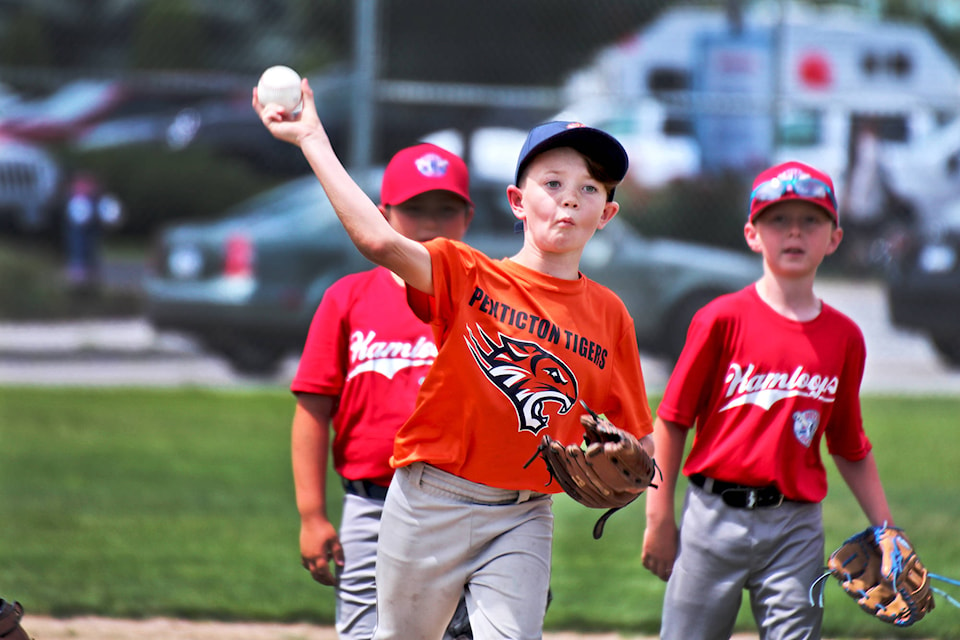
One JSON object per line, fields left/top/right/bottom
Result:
{"left": 512, "top": 147, "right": 618, "bottom": 255}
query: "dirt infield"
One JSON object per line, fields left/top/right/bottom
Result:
{"left": 21, "top": 616, "right": 765, "bottom": 640}
{"left": 23, "top": 617, "right": 652, "bottom": 639}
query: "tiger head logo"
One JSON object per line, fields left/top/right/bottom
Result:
{"left": 465, "top": 325, "right": 578, "bottom": 435}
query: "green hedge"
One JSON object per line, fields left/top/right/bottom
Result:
{"left": 0, "top": 241, "right": 141, "bottom": 319}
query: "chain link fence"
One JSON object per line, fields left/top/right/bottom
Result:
{"left": 1, "top": 1, "right": 960, "bottom": 375}
{"left": 0, "top": 0, "right": 959, "bottom": 264}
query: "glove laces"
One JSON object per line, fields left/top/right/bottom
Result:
{"left": 808, "top": 523, "right": 960, "bottom": 614}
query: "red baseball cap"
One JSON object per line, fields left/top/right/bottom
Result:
{"left": 749, "top": 161, "right": 838, "bottom": 224}
{"left": 380, "top": 143, "right": 471, "bottom": 206}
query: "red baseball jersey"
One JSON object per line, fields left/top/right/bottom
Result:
{"left": 657, "top": 284, "right": 872, "bottom": 503}
{"left": 400, "top": 238, "right": 654, "bottom": 491}
{"left": 291, "top": 267, "right": 437, "bottom": 486}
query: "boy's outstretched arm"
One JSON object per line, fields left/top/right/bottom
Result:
{"left": 832, "top": 451, "right": 895, "bottom": 527}
{"left": 642, "top": 417, "right": 688, "bottom": 582}
{"left": 253, "top": 79, "right": 434, "bottom": 295}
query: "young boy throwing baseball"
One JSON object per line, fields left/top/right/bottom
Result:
{"left": 256, "top": 80, "right": 654, "bottom": 639}
{"left": 641, "top": 160, "right": 896, "bottom": 639}
{"left": 291, "top": 142, "right": 474, "bottom": 639}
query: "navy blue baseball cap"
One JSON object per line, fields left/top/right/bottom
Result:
{"left": 514, "top": 121, "right": 629, "bottom": 192}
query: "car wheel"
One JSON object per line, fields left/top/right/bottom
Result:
{"left": 931, "top": 334, "right": 960, "bottom": 369}
{"left": 220, "top": 342, "right": 286, "bottom": 376}
{"left": 664, "top": 291, "right": 724, "bottom": 362}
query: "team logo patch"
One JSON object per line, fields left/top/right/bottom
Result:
{"left": 415, "top": 153, "right": 449, "bottom": 178}
{"left": 792, "top": 409, "right": 820, "bottom": 447}
{"left": 465, "top": 325, "right": 578, "bottom": 435}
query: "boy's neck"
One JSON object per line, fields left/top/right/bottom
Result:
{"left": 510, "top": 246, "right": 582, "bottom": 280}
{"left": 754, "top": 275, "right": 821, "bottom": 322}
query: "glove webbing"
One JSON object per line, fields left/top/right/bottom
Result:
{"left": 808, "top": 527, "right": 960, "bottom": 616}
{"left": 522, "top": 438, "right": 657, "bottom": 540}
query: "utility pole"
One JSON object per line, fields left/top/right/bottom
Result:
{"left": 350, "top": 0, "right": 378, "bottom": 172}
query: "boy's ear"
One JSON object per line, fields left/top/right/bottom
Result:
{"left": 597, "top": 201, "right": 619, "bottom": 230}
{"left": 506, "top": 185, "right": 525, "bottom": 220}
{"left": 824, "top": 225, "right": 844, "bottom": 255}
{"left": 744, "top": 222, "right": 763, "bottom": 254}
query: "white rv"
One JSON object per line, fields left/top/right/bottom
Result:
{"left": 564, "top": 3, "right": 960, "bottom": 188}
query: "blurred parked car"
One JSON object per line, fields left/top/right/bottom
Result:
{"left": 163, "top": 99, "right": 311, "bottom": 175}
{"left": 885, "top": 202, "right": 960, "bottom": 368}
{"left": 0, "top": 135, "right": 62, "bottom": 231}
{"left": 0, "top": 78, "right": 245, "bottom": 147}
{"left": 144, "top": 175, "right": 760, "bottom": 374}
{"left": 76, "top": 70, "right": 352, "bottom": 176}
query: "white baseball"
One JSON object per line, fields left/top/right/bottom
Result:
{"left": 257, "top": 65, "right": 302, "bottom": 112}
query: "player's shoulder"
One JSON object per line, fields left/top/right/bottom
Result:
{"left": 818, "top": 299, "right": 865, "bottom": 338}
{"left": 574, "top": 277, "right": 637, "bottom": 333}
{"left": 426, "top": 236, "right": 500, "bottom": 273}
{"left": 426, "top": 236, "right": 486, "bottom": 260}
{"left": 325, "top": 266, "right": 388, "bottom": 297}
{"left": 424, "top": 236, "right": 470, "bottom": 254}
{"left": 696, "top": 285, "right": 754, "bottom": 319}
{"left": 581, "top": 276, "right": 630, "bottom": 309}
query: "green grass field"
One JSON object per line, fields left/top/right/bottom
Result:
{"left": 2, "top": 387, "right": 959, "bottom": 638}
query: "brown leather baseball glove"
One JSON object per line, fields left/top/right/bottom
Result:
{"left": 826, "top": 525, "right": 935, "bottom": 627}
{"left": 525, "top": 402, "right": 657, "bottom": 539}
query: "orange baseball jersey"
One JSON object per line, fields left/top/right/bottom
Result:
{"left": 397, "top": 238, "right": 653, "bottom": 491}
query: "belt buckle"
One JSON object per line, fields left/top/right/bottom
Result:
{"left": 718, "top": 488, "right": 751, "bottom": 509}
{"left": 740, "top": 488, "right": 785, "bottom": 509}
{"left": 720, "top": 487, "right": 783, "bottom": 510}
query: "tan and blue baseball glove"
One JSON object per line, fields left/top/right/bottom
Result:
{"left": 810, "top": 524, "right": 960, "bottom": 628}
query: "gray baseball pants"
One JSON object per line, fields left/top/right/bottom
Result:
{"left": 336, "top": 492, "right": 473, "bottom": 640}
{"left": 373, "top": 462, "right": 554, "bottom": 640}
{"left": 661, "top": 484, "right": 825, "bottom": 640}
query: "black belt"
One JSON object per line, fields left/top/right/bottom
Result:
{"left": 342, "top": 478, "right": 389, "bottom": 500}
{"left": 689, "top": 473, "right": 787, "bottom": 510}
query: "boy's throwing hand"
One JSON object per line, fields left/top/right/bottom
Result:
{"left": 253, "top": 78, "right": 326, "bottom": 149}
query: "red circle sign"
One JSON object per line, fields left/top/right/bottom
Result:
{"left": 798, "top": 52, "right": 832, "bottom": 89}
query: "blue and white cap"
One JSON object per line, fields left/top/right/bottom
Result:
{"left": 514, "top": 121, "right": 629, "bottom": 192}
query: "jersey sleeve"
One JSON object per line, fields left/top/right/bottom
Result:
{"left": 823, "top": 317, "right": 872, "bottom": 461}
{"left": 409, "top": 238, "right": 478, "bottom": 347}
{"left": 290, "top": 279, "right": 351, "bottom": 396}
{"left": 607, "top": 315, "right": 654, "bottom": 438}
{"left": 656, "top": 302, "right": 724, "bottom": 428}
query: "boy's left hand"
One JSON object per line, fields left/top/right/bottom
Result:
{"left": 825, "top": 525, "right": 935, "bottom": 626}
